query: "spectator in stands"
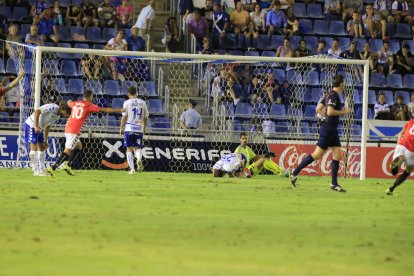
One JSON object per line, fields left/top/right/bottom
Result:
{"left": 407, "top": 93, "right": 414, "bottom": 118}
{"left": 230, "top": 1, "right": 250, "bottom": 36}
{"left": 117, "top": 0, "right": 133, "bottom": 28}
{"left": 342, "top": 0, "right": 363, "bottom": 21}
{"left": 2, "top": 76, "right": 20, "bottom": 121}
{"left": 239, "top": 64, "right": 253, "bottom": 87}
{"left": 6, "top": 0, "right": 28, "bottom": 7}
{"left": 41, "top": 75, "right": 62, "bottom": 105}
{"left": 374, "top": 40, "right": 395, "bottom": 74}
{"left": 135, "top": 0, "right": 156, "bottom": 36}
{"left": 276, "top": 37, "right": 293, "bottom": 57}
{"left": 362, "top": 4, "right": 384, "bottom": 39}
{"left": 250, "top": 3, "right": 266, "bottom": 33}
{"left": 200, "top": 36, "right": 213, "bottom": 54}
{"left": 162, "top": 17, "right": 180, "bottom": 52}
{"left": 324, "top": 0, "right": 341, "bottom": 21}
{"left": 6, "top": 25, "right": 22, "bottom": 56}
{"left": 278, "top": 0, "right": 295, "bottom": 10}
{"left": 374, "top": 93, "right": 391, "bottom": 119}
{"left": 179, "top": 0, "right": 195, "bottom": 21}
{"left": 180, "top": 99, "right": 202, "bottom": 130}
{"left": 285, "top": 6, "right": 299, "bottom": 35}
{"left": 279, "top": 80, "right": 291, "bottom": 99}
{"left": 360, "top": 41, "right": 377, "bottom": 71}
{"left": 212, "top": 3, "right": 229, "bottom": 49}
{"left": 127, "top": 25, "right": 146, "bottom": 51}
{"left": 244, "top": 20, "right": 259, "bottom": 49}
{"left": 262, "top": 69, "right": 276, "bottom": 88}
{"left": 294, "top": 39, "right": 312, "bottom": 57}
{"left": 105, "top": 30, "right": 128, "bottom": 80}
{"left": 316, "top": 39, "right": 327, "bottom": 55}
{"left": 392, "top": 0, "right": 413, "bottom": 26}
{"left": 347, "top": 11, "right": 363, "bottom": 38}
{"left": 328, "top": 38, "right": 341, "bottom": 57}
{"left": 188, "top": 8, "right": 209, "bottom": 52}
{"left": 80, "top": 0, "right": 99, "bottom": 30}
{"left": 200, "top": 0, "right": 214, "bottom": 27}
{"left": 266, "top": 1, "right": 288, "bottom": 35}
{"left": 97, "top": 0, "right": 116, "bottom": 28}
{"left": 392, "top": 95, "right": 410, "bottom": 120}
{"left": 246, "top": 76, "right": 261, "bottom": 102}
{"left": 374, "top": 0, "right": 392, "bottom": 39}
{"left": 25, "top": 25, "right": 44, "bottom": 46}
{"left": 31, "top": 0, "right": 48, "bottom": 25}
{"left": 38, "top": 8, "right": 59, "bottom": 44}
{"left": 66, "top": 4, "right": 82, "bottom": 27}
{"left": 242, "top": 0, "right": 256, "bottom": 12}
{"left": 52, "top": 1, "right": 63, "bottom": 26}
{"left": 227, "top": 78, "right": 243, "bottom": 105}
{"left": 211, "top": 68, "right": 229, "bottom": 102}
{"left": 395, "top": 44, "right": 413, "bottom": 74}
{"left": 341, "top": 41, "right": 359, "bottom": 59}
{"left": 259, "top": 0, "right": 272, "bottom": 10}
{"left": 81, "top": 54, "right": 106, "bottom": 80}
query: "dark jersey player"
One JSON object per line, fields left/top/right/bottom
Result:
{"left": 289, "top": 75, "right": 351, "bottom": 192}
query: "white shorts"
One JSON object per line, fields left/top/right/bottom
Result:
{"left": 65, "top": 133, "right": 80, "bottom": 150}
{"left": 212, "top": 159, "right": 240, "bottom": 173}
{"left": 393, "top": 145, "right": 414, "bottom": 167}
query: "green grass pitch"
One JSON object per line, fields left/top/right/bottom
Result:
{"left": 0, "top": 170, "right": 413, "bottom": 276}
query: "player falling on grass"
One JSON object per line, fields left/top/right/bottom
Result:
{"left": 0, "top": 71, "right": 24, "bottom": 110}
{"left": 386, "top": 119, "right": 414, "bottom": 195}
{"left": 212, "top": 153, "right": 250, "bottom": 178}
{"left": 234, "top": 132, "right": 289, "bottom": 177}
{"left": 290, "top": 75, "right": 351, "bottom": 192}
{"left": 25, "top": 102, "right": 70, "bottom": 176}
{"left": 119, "top": 87, "right": 149, "bottom": 174}
{"left": 47, "top": 90, "right": 123, "bottom": 177}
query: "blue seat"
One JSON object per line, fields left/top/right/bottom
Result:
{"left": 257, "top": 34, "right": 271, "bottom": 50}
{"left": 111, "top": 98, "right": 125, "bottom": 109}
{"left": 228, "top": 50, "right": 243, "bottom": 56}
{"left": 276, "top": 121, "right": 290, "bottom": 133}
{"left": 304, "top": 36, "right": 318, "bottom": 51}
{"left": 270, "top": 35, "right": 284, "bottom": 48}
{"left": 338, "top": 37, "right": 350, "bottom": 49}
{"left": 219, "top": 102, "right": 234, "bottom": 117}
{"left": 288, "top": 108, "right": 304, "bottom": 118}
{"left": 0, "top": 58, "right": 4, "bottom": 74}
{"left": 355, "top": 38, "right": 366, "bottom": 52}
{"left": 369, "top": 39, "right": 383, "bottom": 52}
{"left": 270, "top": 104, "right": 286, "bottom": 117}
{"left": 107, "top": 115, "right": 118, "bottom": 127}
{"left": 402, "top": 40, "right": 414, "bottom": 54}
{"left": 301, "top": 122, "right": 310, "bottom": 134}
{"left": 294, "top": 3, "right": 306, "bottom": 17}
{"left": 389, "top": 40, "right": 401, "bottom": 53}
{"left": 152, "top": 116, "right": 171, "bottom": 129}
{"left": 72, "top": 0, "right": 84, "bottom": 4}
{"left": 103, "top": 28, "right": 116, "bottom": 41}
{"left": 368, "top": 90, "right": 377, "bottom": 105}
{"left": 23, "top": 59, "right": 33, "bottom": 74}
{"left": 86, "top": 27, "right": 103, "bottom": 42}
{"left": 235, "top": 102, "right": 253, "bottom": 117}
{"left": 304, "top": 105, "right": 316, "bottom": 118}
{"left": 289, "top": 35, "right": 301, "bottom": 50}
{"left": 57, "top": 43, "right": 75, "bottom": 59}
{"left": 310, "top": 88, "right": 322, "bottom": 103}
{"left": 313, "top": 20, "right": 329, "bottom": 35}
{"left": 253, "top": 103, "right": 268, "bottom": 116}
{"left": 85, "top": 80, "right": 103, "bottom": 94}
{"left": 70, "top": 26, "right": 85, "bottom": 36}
{"left": 304, "top": 71, "right": 320, "bottom": 85}
{"left": 329, "top": 20, "right": 345, "bottom": 35}
{"left": 51, "top": 78, "right": 67, "bottom": 94}
{"left": 299, "top": 19, "right": 314, "bottom": 34}
{"left": 6, "top": 59, "right": 17, "bottom": 75}
{"left": 0, "top": 112, "right": 10, "bottom": 123}
{"left": 74, "top": 43, "right": 89, "bottom": 59}
{"left": 396, "top": 23, "right": 412, "bottom": 39}
{"left": 352, "top": 124, "right": 362, "bottom": 136}
{"left": 307, "top": 3, "right": 323, "bottom": 18}
{"left": 367, "top": 108, "right": 373, "bottom": 119}
{"left": 147, "top": 98, "right": 163, "bottom": 113}
{"left": 370, "top": 72, "right": 386, "bottom": 87}
{"left": 379, "top": 90, "right": 394, "bottom": 105}
{"left": 245, "top": 50, "right": 259, "bottom": 56}
{"left": 404, "top": 74, "right": 414, "bottom": 89}
{"left": 93, "top": 44, "right": 105, "bottom": 49}
{"left": 387, "top": 74, "right": 403, "bottom": 88}
{"left": 286, "top": 70, "right": 303, "bottom": 84}
{"left": 262, "top": 51, "right": 276, "bottom": 57}
{"left": 395, "top": 91, "right": 410, "bottom": 104}
{"left": 43, "top": 60, "right": 60, "bottom": 75}
{"left": 104, "top": 80, "right": 120, "bottom": 96}
{"left": 11, "top": 7, "right": 28, "bottom": 21}
{"left": 214, "top": 49, "right": 226, "bottom": 55}
{"left": 0, "top": 6, "right": 11, "bottom": 18}
{"left": 139, "top": 81, "right": 156, "bottom": 96}
{"left": 221, "top": 33, "right": 237, "bottom": 49}
{"left": 274, "top": 69, "right": 285, "bottom": 83}
{"left": 353, "top": 89, "right": 362, "bottom": 105}
{"left": 122, "top": 28, "right": 132, "bottom": 38}
{"left": 56, "top": 26, "right": 70, "bottom": 41}
{"left": 59, "top": 0, "right": 72, "bottom": 7}
{"left": 68, "top": 79, "right": 84, "bottom": 95}
{"left": 61, "top": 60, "right": 78, "bottom": 77}
{"left": 121, "top": 80, "right": 138, "bottom": 95}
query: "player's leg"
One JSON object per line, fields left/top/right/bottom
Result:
{"left": 48, "top": 134, "right": 75, "bottom": 175}
{"left": 133, "top": 133, "right": 144, "bottom": 172}
{"left": 390, "top": 146, "right": 405, "bottom": 176}
{"left": 387, "top": 147, "right": 414, "bottom": 195}
{"left": 126, "top": 147, "right": 136, "bottom": 174}
{"left": 330, "top": 146, "right": 346, "bottom": 192}
{"left": 387, "top": 166, "right": 412, "bottom": 195}
{"left": 67, "top": 141, "right": 82, "bottom": 168}
{"left": 25, "top": 123, "right": 39, "bottom": 175}
{"left": 263, "top": 159, "right": 288, "bottom": 177}
{"left": 37, "top": 142, "right": 47, "bottom": 176}
{"left": 290, "top": 146, "right": 326, "bottom": 187}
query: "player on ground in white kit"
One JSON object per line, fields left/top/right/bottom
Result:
{"left": 25, "top": 102, "right": 70, "bottom": 176}
{"left": 386, "top": 119, "right": 414, "bottom": 195}
{"left": 212, "top": 153, "right": 250, "bottom": 178}
{"left": 119, "top": 86, "right": 149, "bottom": 174}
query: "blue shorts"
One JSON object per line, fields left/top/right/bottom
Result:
{"left": 316, "top": 123, "right": 341, "bottom": 150}
{"left": 124, "top": 131, "right": 143, "bottom": 148}
{"left": 24, "top": 123, "right": 44, "bottom": 144}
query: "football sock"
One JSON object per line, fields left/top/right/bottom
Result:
{"left": 67, "top": 148, "right": 80, "bottom": 167}
{"left": 263, "top": 159, "right": 283, "bottom": 175}
{"left": 38, "top": 151, "right": 46, "bottom": 172}
{"left": 331, "top": 160, "right": 339, "bottom": 186}
{"left": 135, "top": 148, "right": 142, "bottom": 162}
{"left": 293, "top": 154, "right": 314, "bottom": 176}
{"left": 127, "top": 152, "right": 134, "bottom": 171}
{"left": 52, "top": 152, "right": 68, "bottom": 170}
{"left": 390, "top": 171, "right": 410, "bottom": 192}
{"left": 30, "top": 150, "right": 38, "bottom": 172}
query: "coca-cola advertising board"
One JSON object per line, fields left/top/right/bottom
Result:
{"left": 269, "top": 143, "right": 398, "bottom": 178}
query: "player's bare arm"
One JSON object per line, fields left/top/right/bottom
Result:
{"left": 397, "top": 128, "right": 405, "bottom": 144}
{"left": 6, "top": 70, "right": 24, "bottom": 92}
{"left": 44, "top": 125, "right": 50, "bottom": 148}
{"left": 33, "top": 108, "right": 42, "bottom": 133}
{"left": 100, "top": 107, "right": 126, "bottom": 113}
{"left": 316, "top": 102, "right": 326, "bottom": 117}
{"left": 143, "top": 117, "right": 148, "bottom": 134}
{"left": 120, "top": 115, "right": 127, "bottom": 135}
{"left": 327, "top": 106, "right": 351, "bottom": 116}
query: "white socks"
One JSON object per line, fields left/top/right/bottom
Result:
{"left": 38, "top": 151, "right": 46, "bottom": 173}
{"left": 30, "top": 150, "right": 38, "bottom": 172}
{"left": 134, "top": 149, "right": 142, "bottom": 162}
{"left": 127, "top": 152, "right": 135, "bottom": 171}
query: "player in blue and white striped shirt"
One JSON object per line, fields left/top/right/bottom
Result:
{"left": 212, "top": 153, "right": 249, "bottom": 177}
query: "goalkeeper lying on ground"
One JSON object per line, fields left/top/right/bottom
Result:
{"left": 234, "top": 132, "right": 289, "bottom": 177}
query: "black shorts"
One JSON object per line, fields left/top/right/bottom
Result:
{"left": 316, "top": 123, "right": 341, "bottom": 150}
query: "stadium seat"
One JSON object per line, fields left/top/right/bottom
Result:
{"left": 338, "top": 37, "right": 350, "bottom": 49}
{"left": 386, "top": 22, "right": 395, "bottom": 37}
{"left": 20, "top": 24, "right": 31, "bottom": 38}
{"left": 11, "top": 7, "right": 28, "bottom": 22}
{"left": 70, "top": 26, "right": 85, "bottom": 36}
{"left": 23, "top": 59, "right": 33, "bottom": 74}
{"left": 369, "top": 72, "right": 386, "bottom": 87}
{"left": 43, "top": 60, "right": 61, "bottom": 75}
{"left": 353, "top": 89, "right": 362, "bottom": 105}
{"left": 122, "top": 28, "right": 132, "bottom": 38}
{"left": 104, "top": 80, "right": 120, "bottom": 96}
{"left": 147, "top": 98, "right": 164, "bottom": 114}
{"left": 245, "top": 51, "right": 259, "bottom": 56}
{"left": 294, "top": 3, "right": 306, "bottom": 17}
{"left": 276, "top": 121, "right": 290, "bottom": 133}
{"left": 153, "top": 116, "right": 171, "bottom": 129}
{"left": 107, "top": 115, "right": 118, "bottom": 127}
{"left": 85, "top": 80, "right": 103, "bottom": 94}
{"left": 404, "top": 74, "right": 414, "bottom": 89}
{"left": 68, "top": 79, "right": 84, "bottom": 95}
{"left": 74, "top": 43, "right": 89, "bottom": 59}
{"left": 253, "top": 103, "right": 268, "bottom": 116}
{"left": 56, "top": 26, "right": 70, "bottom": 42}
{"left": 396, "top": 23, "right": 412, "bottom": 39}
{"left": 103, "top": 28, "right": 116, "bottom": 41}
{"left": 72, "top": 0, "right": 83, "bottom": 4}
{"left": 304, "top": 36, "right": 318, "bottom": 51}
{"left": 0, "top": 6, "right": 11, "bottom": 18}
{"left": 235, "top": 102, "right": 253, "bottom": 118}
{"left": 389, "top": 40, "right": 401, "bottom": 53}
{"left": 307, "top": 3, "right": 323, "bottom": 18}
{"left": 86, "top": 27, "right": 103, "bottom": 42}
{"left": 262, "top": 51, "right": 276, "bottom": 57}
{"left": 214, "top": 49, "right": 226, "bottom": 55}
{"left": 139, "top": 81, "right": 157, "bottom": 96}
{"left": 355, "top": 38, "right": 366, "bottom": 52}
{"left": 313, "top": 20, "right": 329, "bottom": 35}
{"left": 369, "top": 39, "right": 383, "bottom": 52}
{"left": 288, "top": 108, "right": 304, "bottom": 118}
{"left": 304, "top": 105, "right": 316, "bottom": 118}
{"left": 286, "top": 70, "right": 303, "bottom": 84}
{"left": 303, "top": 89, "right": 313, "bottom": 103}
{"left": 228, "top": 50, "right": 244, "bottom": 56}
{"left": 5, "top": 59, "right": 16, "bottom": 74}
{"left": 273, "top": 69, "right": 285, "bottom": 83}
{"left": 329, "top": 21, "right": 346, "bottom": 35}
{"left": 379, "top": 90, "right": 394, "bottom": 105}
{"left": 111, "top": 98, "right": 125, "bottom": 109}
{"left": 368, "top": 90, "right": 377, "bottom": 105}
{"left": 395, "top": 91, "right": 410, "bottom": 104}
{"left": 61, "top": 60, "right": 78, "bottom": 77}
{"left": 301, "top": 122, "right": 310, "bottom": 134}
{"left": 57, "top": 43, "right": 75, "bottom": 59}
{"left": 257, "top": 35, "right": 271, "bottom": 50}
{"left": 93, "top": 44, "right": 105, "bottom": 49}
{"left": 387, "top": 74, "right": 403, "bottom": 88}
{"left": 299, "top": 19, "right": 314, "bottom": 34}
{"left": 219, "top": 102, "right": 234, "bottom": 117}
{"left": 270, "top": 104, "right": 286, "bottom": 117}
{"left": 0, "top": 58, "right": 5, "bottom": 74}
{"left": 352, "top": 124, "right": 362, "bottom": 136}
{"left": 51, "top": 78, "right": 67, "bottom": 94}
{"left": 402, "top": 40, "right": 414, "bottom": 54}
{"left": 367, "top": 108, "right": 373, "bottom": 119}
{"left": 289, "top": 36, "right": 301, "bottom": 50}
{"left": 303, "top": 71, "right": 320, "bottom": 86}
{"left": 121, "top": 80, "right": 138, "bottom": 95}
{"left": 270, "top": 35, "right": 284, "bottom": 49}
{"left": 0, "top": 112, "right": 9, "bottom": 123}
{"left": 310, "top": 88, "right": 322, "bottom": 103}
{"left": 59, "top": 0, "right": 72, "bottom": 7}
{"left": 221, "top": 33, "right": 237, "bottom": 49}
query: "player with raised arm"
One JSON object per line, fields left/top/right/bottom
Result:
{"left": 289, "top": 75, "right": 351, "bottom": 192}
{"left": 25, "top": 102, "right": 70, "bottom": 176}
{"left": 386, "top": 119, "right": 414, "bottom": 195}
{"left": 119, "top": 87, "right": 149, "bottom": 174}
{"left": 0, "top": 71, "right": 24, "bottom": 110}
{"left": 212, "top": 153, "right": 249, "bottom": 178}
{"left": 234, "top": 132, "right": 288, "bottom": 177}
{"left": 47, "top": 90, "right": 123, "bottom": 177}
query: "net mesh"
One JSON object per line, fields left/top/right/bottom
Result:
{"left": 7, "top": 41, "right": 364, "bottom": 176}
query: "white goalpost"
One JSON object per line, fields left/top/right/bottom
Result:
{"left": 6, "top": 41, "right": 370, "bottom": 179}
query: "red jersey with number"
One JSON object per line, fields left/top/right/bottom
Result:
{"left": 65, "top": 100, "right": 101, "bottom": 134}
{"left": 0, "top": 87, "right": 7, "bottom": 97}
{"left": 399, "top": 120, "right": 414, "bottom": 152}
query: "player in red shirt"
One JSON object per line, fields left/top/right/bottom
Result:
{"left": 0, "top": 71, "right": 24, "bottom": 111}
{"left": 47, "top": 90, "right": 123, "bottom": 176}
{"left": 386, "top": 119, "right": 414, "bottom": 195}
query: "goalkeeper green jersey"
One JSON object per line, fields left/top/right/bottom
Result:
{"left": 234, "top": 146, "right": 256, "bottom": 165}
